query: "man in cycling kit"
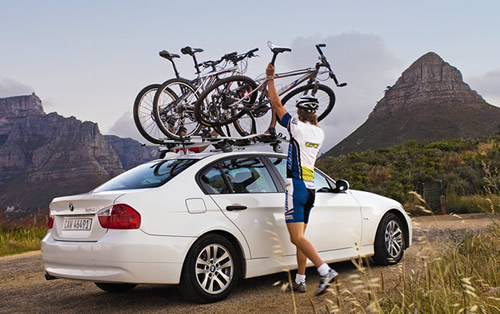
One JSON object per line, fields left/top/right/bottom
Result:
{"left": 266, "top": 63, "right": 338, "bottom": 296}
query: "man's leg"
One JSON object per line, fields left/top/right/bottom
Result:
{"left": 287, "top": 222, "right": 323, "bottom": 267}
{"left": 296, "top": 224, "right": 308, "bottom": 275}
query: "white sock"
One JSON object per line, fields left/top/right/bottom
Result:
{"left": 295, "top": 273, "right": 306, "bottom": 284}
{"left": 317, "top": 263, "right": 330, "bottom": 276}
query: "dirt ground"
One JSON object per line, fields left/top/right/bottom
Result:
{"left": 0, "top": 213, "right": 497, "bottom": 313}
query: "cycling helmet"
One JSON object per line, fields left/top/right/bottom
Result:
{"left": 295, "top": 96, "right": 319, "bottom": 113}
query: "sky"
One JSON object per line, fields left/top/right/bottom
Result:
{"left": 1, "top": 0, "right": 500, "bottom": 151}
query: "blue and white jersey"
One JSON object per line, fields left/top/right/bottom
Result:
{"left": 281, "top": 112, "right": 324, "bottom": 183}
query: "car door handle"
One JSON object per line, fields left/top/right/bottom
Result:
{"left": 226, "top": 205, "right": 247, "bottom": 211}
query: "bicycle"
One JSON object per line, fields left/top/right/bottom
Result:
{"left": 194, "top": 42, "right": 346, "bottom": 137}
{"left": 152, "top": 47, "right": 259, "bottom": 140}
{"left": 133, "top": 50, "right": 182, "bottom": 144}
{"left": 133, "top": 47, "right": 252, "bottom": 143}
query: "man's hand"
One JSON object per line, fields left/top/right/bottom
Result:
{"left": 265, "top": 63, "right": 286, "bottom": 120}
{"left": 266, "top": 63, "right": 275, "bottom": 78}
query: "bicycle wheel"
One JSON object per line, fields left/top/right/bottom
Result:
{"left": 232, "top": 94, "right": 275, "bottom": 136}
{"left": 133, "top": 84, "right": 167, "bottom": 144}
{"left": 194, "top": 75, "right": 258, "bottom": 128}
{"left": 153, "top": 78, "right": 202, "bottom": 140}
{"left": 280, "top": 84, "right": 335, "bottom": 123}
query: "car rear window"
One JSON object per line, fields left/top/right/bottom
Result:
{"left": 92, "top": 159, "right": 198, "bottom": 192}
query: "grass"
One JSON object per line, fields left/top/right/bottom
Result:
{"left": 0, "top": 210, "right": 48, "bottom": 257}
{"left": 318, "top": 219, "right": 500, "bottom": 313}
{"left": 446, "top": 193, "right": 500, "bottom": 214}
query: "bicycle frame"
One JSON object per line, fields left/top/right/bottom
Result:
{"left": 176, "top": 62, "right": 242, "bottom": 111}
{"left": 254, "top": 66, "right": 323, "bottom": 103}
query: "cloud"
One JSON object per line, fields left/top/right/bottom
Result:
{"left": 467, "top": 71, "right": 500, "bottom": 106}
{"left": 276, "top": 33, "right": 403, "bottom": 151}
{"left": 106, "top": 111, "right": 144, "bottom": 142}
{"left": 0, "top": 77, "right": 34, "bottom": 98}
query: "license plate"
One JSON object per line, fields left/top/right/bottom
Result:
{"left": 63, "top": 218, "right": 92, "bottom": 231}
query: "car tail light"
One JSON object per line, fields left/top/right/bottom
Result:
{"left": 48, "top": 215, "right": 54, "bottom": 229}
{"left": 98, "top": 204, "right": 141, "bottom": 229}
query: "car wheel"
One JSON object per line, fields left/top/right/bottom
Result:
{"left": 373, "top": 212, "right": 405, "bottom": 265}
{"left": 94, "top": 282, "right": 137, "bottom": 293}
{"left": 180, "top": 234, "right": 240, "bottom": 303}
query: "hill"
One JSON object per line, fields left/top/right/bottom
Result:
{"left": 317, "top": 136, "right": 500, "bottom": 213}
{"left": 0, "top": 94, "right": 158, "bottom": 212}
{"left": 325, "top": 52, "right": 500, "bottom": 157}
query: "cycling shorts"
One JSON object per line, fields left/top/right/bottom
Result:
{"left": 284, "top": 178, "right": 316, "bottom": 224}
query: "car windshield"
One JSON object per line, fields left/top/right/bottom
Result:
{"left": 92, "top": 158, "right": 198, "bottom": 192}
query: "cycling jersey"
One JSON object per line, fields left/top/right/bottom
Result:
{"left": 281, "top": 112, "right": 324, "bottom": 223}
{"left": 281, "top": 113, "right": 324, "bottom": 182}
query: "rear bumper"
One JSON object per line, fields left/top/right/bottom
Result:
{"left": 41, "top": 229, "right": 195, "bottom": 284}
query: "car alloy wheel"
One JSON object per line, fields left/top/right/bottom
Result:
{"left": 195, "top": 243, "right": 234, "bottom": 294}
{"left": 180, "top": 234, "right": 240, "bottom": 303}
{"left": 373, "top": 212, "right": 406, "bottom": 265}
{"left": 384, "top": 220, "right": 403, "bottom": 259}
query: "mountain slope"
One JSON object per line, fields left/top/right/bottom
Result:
{"left": 0, "top": 94, "right": 124, "bottom": 210}
{"left": 325, "top": 52, "right": 500, "bottom": 156}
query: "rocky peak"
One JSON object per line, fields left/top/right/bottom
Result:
{"left": 0, "top": 94, "right": 124, "bottom": 210}
{"left": 0, "top": 93, "right": 44, "bottom": 118}
{"left": 325, "top": 52, "right": 500, "bottom": 157}
{"left": 371, "top": 52, "right": 486, "bottom": 118}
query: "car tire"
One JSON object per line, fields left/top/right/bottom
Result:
{"left": 180, "top": 234, "right": 240, "bottom": 303}
{"left": 373, "top": 212, "right": 406, "bottom": 265}
{"left": 94, "top": 282, "right": 137, "bottom": 293}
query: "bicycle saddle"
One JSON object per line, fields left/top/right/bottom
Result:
{"left": 267, "top": 41, "right": 292, "bottom": 53}
{"left": 159, "top": 50, "right": 180, "bottom": 60}
{"left": 181, "top": 46, "right": 204, "bottom": 56}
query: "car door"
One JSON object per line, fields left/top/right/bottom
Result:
{"left": 199, "top": 156, "right": 295, "bottom": 259}
{"left": 268, "top": 157, "right": 363, "bottom": 252}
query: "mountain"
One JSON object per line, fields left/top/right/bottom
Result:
{"left": 0, "top": 94, "right": 157, "bottom": 212}
{"left": 325, "top": 52, "right": 500, "bottom": 157}
{"left": 104, "top": 135, "right": 159, "bottom": 170}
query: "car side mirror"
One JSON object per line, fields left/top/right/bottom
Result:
{"left": 332, "top": 179, "right": 349, "bottom": 193}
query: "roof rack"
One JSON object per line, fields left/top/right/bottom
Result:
{"left": 157, "top": 132, "right": 287, "bottom": 156}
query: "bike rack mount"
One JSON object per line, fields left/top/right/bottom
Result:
{"left": 157, "top": 132, "right": 287, "bottom": 156}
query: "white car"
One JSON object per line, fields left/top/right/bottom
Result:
{"left": 41, "top": 150, "right": 412, "bottom": 303}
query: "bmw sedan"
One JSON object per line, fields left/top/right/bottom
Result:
{"left": 41, "top": 150, "right": 412, "bottom": 303}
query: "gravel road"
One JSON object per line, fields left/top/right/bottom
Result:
{"left": 0, "top": 213, "right": 497, "bottom": 313}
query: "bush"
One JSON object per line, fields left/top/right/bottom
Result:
{"left": 317, "top": 136, "right": 500, "bottom": 212}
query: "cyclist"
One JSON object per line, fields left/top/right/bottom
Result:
{"left": 266, "top": 63, "right": 338, "bottom": 296}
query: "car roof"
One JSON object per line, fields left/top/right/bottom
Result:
{"left": 162, "top": 150, "right": 287, "bottom": 161}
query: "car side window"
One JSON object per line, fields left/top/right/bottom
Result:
{"left": 269, "top": 157, "right": 286, "bottom": 183}
{"left": 199, "top": 166, "right": 228, "bottom": 194}
{"left": 221, "top": 157, "right": 277, "bottom": 193}
{"left": 314, "top": 171, "right": 332, "bottom": 192}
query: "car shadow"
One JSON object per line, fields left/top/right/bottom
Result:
{"left": 45, "top": 260, "right": 384, "bottom": 313}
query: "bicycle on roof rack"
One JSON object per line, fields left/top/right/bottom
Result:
{"left": 133, "top": 49, "right": 182, "bottom": 145}
{"left": 152, "top": 47, "right": 259, "bottom": 140}
{"left": 133, "top": 47, "right": 258, "bottom": 143}
{"left": 194, "top": 41, "right": 346, "bottom": 137}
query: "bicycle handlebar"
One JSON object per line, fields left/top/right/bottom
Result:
{"left": 197, "top": 48, "right": 259, "bottom": 71}
{"left": 315, "top": 43, "right": 347, "bottom": 87}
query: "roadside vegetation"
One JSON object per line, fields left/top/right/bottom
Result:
{"left": 317, "top": 136, "right": 500, "bottom": 214}
{"left": 312, "top": 219, "right": 500, "bottom": 313}
{"left": 0, "top": 210, "right": 47, "bottom": 257}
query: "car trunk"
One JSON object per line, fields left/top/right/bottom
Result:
{"left": 49, "top": 192, "right": 124, "bottom": 242}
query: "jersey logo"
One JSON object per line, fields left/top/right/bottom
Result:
{"left": 305, "top": 142, "right": 319, "bottom": 149}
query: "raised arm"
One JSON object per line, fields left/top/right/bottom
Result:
{"left": 266, "top": 63, "right": 287, "bottom": 120}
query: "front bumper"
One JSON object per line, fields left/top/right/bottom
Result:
{"left": 41, "top": 229, "right": 195, "bottom": 284}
